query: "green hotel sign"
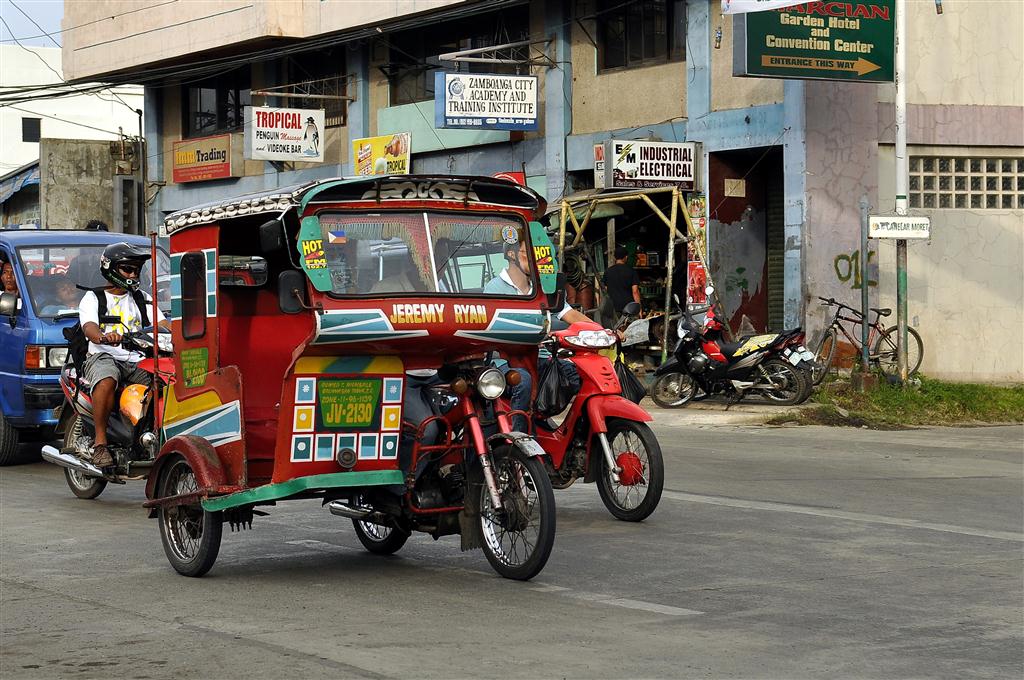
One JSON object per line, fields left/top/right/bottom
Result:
{"left": 734, "top": 2, "right": 894, "bottom": 83}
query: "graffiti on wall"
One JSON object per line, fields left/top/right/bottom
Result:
{"left": 833, "top": 249, "right": 877, "bottom": 289}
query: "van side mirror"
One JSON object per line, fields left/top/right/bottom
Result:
{"left": 259, "top": 219, "right": 285, "bottom": 254}
{"left": 0, "top": 292, "right": 16, "bottom": 327}
{"left": 278, "top": 270, "right": 307, "bottom": 315}
{"left": 545, "top": 272, "right": 566, "bottom": 311}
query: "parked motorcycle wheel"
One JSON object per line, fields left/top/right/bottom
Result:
{"left": 760, "top": 359, "right": 810, "bottom": 406}
{"left": 63, "top": 415, "right": 106, "bottom": 499}
{"left": 475, "top": 445, "right": 556, "bottom": 581}
{"left": 596, "top": 419, "right": 664, "bottom": 522}
{"left": 650, "top": 372, "right": 697, "bottom": 408}
{"left": 351, "top": 496, "right": 410, "bottom": 555}
{"left": 158, "top": 454, "right": 222, "bottom": 577}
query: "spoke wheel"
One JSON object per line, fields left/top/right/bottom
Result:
{"left": 873, "top": 326, "right": 924, "bottom": 378}
{"left": 650, "top": 372, "right": 696, "bottom": 408}
{"left": 811, "top": 328, "right": 837, "bottom": 385}
{"left": 351, "top": 496, "right": 410, "bottom": 555}
{"left": 158, "top": 455, "right": 222, "bottom": 577}
{"left": 596, "top": 419, "right": 664, "bottom": 522}
{"left": 760, "top": 359, "right": 810, "bottom": 405}
{"left": 63, "top": 415, "right": 106, "bottom": 499}
{"left": 476, "top": 446, "right": 555, "bottom": 581}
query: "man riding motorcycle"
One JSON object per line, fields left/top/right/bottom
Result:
{"left": 78, "top": 242, "right": 168, "bottom": 468}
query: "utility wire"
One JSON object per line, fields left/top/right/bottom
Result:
{"left": 0, "top": 0, "right": 180, "bottom": 45}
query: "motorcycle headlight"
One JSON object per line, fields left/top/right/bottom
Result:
{"left": 476, "top": 367, "right": 507, "bottom": 400}
{"left": 563, "top": 329, "right": 617, "bottom": 349}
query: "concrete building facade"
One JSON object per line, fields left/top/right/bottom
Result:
{"left": 62, "top": 0, "right": 1023, "bottom": 382}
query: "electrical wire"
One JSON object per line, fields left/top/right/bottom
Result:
{"left": 0, "top": 0, "right": 180, "bottom": 45}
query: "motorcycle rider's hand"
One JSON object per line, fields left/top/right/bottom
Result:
{"left": 101, "top": 331, "right": 122, "bottom": 345}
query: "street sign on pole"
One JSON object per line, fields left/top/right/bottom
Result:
{"left": 869, "top": 215, "right": 930, "bottom": 239}
{"left": 733, "top": 1, "right": 895, "bottom": 82}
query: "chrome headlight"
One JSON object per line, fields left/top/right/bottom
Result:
{"left": 476, "top": 367, "right": 507, "bottom": 400}
{"left": 563, "top": 329, "right": 617, "bottom": 349}
{"left": 47, "top": 347, "right": 68, "bottom": 367}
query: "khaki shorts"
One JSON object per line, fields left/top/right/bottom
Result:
{"left": 84, "top": 352, "right": 151, "bottom": 393}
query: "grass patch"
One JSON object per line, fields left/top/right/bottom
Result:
{"left": 768, "top": 376, "right": 1024, "bottom": 429}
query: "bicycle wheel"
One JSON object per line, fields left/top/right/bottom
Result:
{"left": 811, "top": 328, "right": 838, "bottom": 385}
{"left": 873, "top": 326, "right": 924, "bottom": 378}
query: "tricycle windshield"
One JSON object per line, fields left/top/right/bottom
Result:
{"left": 315, "top": 211, "right": 534, "bottom": 297}
{"left": 15, "top": 244, "right": 170, "bottom": 318}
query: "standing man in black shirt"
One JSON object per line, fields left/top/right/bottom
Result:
{"left": 602, "top": 245, "right": 641, "bottom": 316}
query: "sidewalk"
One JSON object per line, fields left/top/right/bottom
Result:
{"left": 641, "top": 396, "right": 810, "bottom": 426}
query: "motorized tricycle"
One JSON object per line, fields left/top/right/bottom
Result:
{"left": 125, "top": 175, "right": 571, "bottom": 581}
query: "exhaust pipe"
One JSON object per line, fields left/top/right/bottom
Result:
{"left": 327, "top": 500, "right": 374, "bottom": 520}
{"left": 41, "top": 445, "right": 104, "bottom": 477}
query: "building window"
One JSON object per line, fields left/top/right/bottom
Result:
{"left": 22, "top": 117, "right": 41, "bottom": 143}
{"left": 597, "top": 0, "right": 687, "bottom": 72}
{"left": 387, "top": 6, "right": 529, "bottom": 106}
{"left": 910, "top": 156, "right": 1024, "bottom": 210}
{"left": 286, "top": 49, "right": 348, "bottom": 128}
{"left": 180, "top": 251, "right": 207, "bottom": 340}
{"left": 183, "top": 70, "right": 251, "bottom": 138}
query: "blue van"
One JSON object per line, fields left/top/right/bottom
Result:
{"left": 0, "top": 230, "right": 159, "bottom": 464}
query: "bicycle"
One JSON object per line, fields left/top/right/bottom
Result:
{"left": 811, "top": 297, "right": 924, "bottom": 385}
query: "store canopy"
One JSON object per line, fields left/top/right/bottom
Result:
{"left": 0, "top": 161, "right": 40, "bottom": 205}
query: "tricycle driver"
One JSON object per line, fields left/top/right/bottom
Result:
{"left": 78, "top": 242, "right": 167, "bottom": 468}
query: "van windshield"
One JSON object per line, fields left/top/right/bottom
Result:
{"left": 16, "top": 245, "right": 170, "bottom": 318}
{"left": 316, "top": 212, "right": 534, "bottom": 297}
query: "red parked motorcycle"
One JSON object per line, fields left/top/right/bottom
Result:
{"left": 525, "top": 320, "right": 665, "bottom": 522}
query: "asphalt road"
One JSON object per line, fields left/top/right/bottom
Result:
{"left": 2, "top": 422, "right": 1021, "bottom": 679}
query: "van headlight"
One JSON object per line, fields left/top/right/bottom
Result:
{"left": 476, "top": 367, "right": 507, "bottom": 400}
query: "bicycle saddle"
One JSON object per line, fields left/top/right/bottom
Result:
{"left": 871, "top": 307, "right": 892, "bottom": 317}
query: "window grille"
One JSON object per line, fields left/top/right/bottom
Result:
{"left": 909, "top": 156, "right": 1024, "bottom": 210}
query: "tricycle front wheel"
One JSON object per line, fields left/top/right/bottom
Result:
{"left": 158, "top": 454, "right": 222, "bottom": 577}
{"left": 476, "top": 446, "right": 556, "bottom": 581}
{"left": 596, "top": 419, "right": 664, "bottom": 522}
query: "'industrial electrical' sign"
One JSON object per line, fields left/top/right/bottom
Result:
{"left": 172, "top": 134, "right": 238, "bottom": 183}
{"left": 734, "top": 1, "right": 895, "bottom": 82}
{"left": 434, "top": 73, "right": 539, "bottom": 131}
{"left": 244, "top": 106, "right": 325, "bottom": 163}
{"left": 604, "top": 140, "right": 699, "bottom": 191}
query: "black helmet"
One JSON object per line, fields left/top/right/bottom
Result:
{"left": 100, "top": 242, "right": 150, "bottom": 291}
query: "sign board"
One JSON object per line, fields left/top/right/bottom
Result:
{"left": 434, "top": 73, "right": 539, "bottom": 131}
{"left": 351, "top": 133, "right": 411, "bottom": 176}
{"left": 722, "top": 0, "right": 805, "bottom": 13}
{"left": 244, "top": 106, "right": 324, "bottom": 163}
{"left": 172, "top": 134, "right": 238, "bottom": 183}
{"left": 594, "top": 144, "right": 606, "bottom": 189}
{"left": 604, "top": 140, "right": 699, "bottom": 191}
{"left": 869, "top": 215, "right": 930, "bottom": 239}
{"left": 734, "top": 1, "right": 894, "bottom": 82}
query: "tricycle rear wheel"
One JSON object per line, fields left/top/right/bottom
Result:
{"left": 158, "top": 454, "right": 222, "bottom": 577}
{"left": 352, "top": 518, "right": 410, "bottom": 555}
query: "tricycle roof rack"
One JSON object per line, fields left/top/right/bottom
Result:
{"left": 161, "top": 174, "right": 545, "bottom": 236}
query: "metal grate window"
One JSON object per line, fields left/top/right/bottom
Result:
{"left": 909, "top": 156, "right": 1024, "bottom": 210}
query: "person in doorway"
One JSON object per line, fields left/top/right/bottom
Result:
{"left": 79, "top": 242, "right": 167, "bottom": 468}
{"left": 602, "top": 245, "right": 641, "bottom": 316}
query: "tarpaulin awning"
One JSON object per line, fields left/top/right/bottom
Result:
{"left": 0, "top": 162, "right": 40, "bottom": 204}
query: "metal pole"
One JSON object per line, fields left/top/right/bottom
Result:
{"left": 895, "top": 0, "right": 909, "bottom": 383}
{"left": 859, "top": 197, "right": 870, "bottom": 371}
{"left": 137, "top": 108, "right": 146, "bottom": 236}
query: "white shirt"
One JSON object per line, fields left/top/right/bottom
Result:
{"left": 79, "top": 289, "right": 165, "bottom": 362}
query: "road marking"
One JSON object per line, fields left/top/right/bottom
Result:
{"left": 663, "top": 490, "right": 1024, "bottom": 542}
{"left": 287, "top": 540, "right": 703, "bottom": 617}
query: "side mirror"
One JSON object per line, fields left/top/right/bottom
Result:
{"left": 259, "top": 218, "right": 285, "bottom": 254}
{"left": 545, "top": 272, "right": 566, "bottom": 311}
{"left": 0, "top": 292, "right": 17, "bottom": 327}
{"left": 219, "top": 255, "right": 269, "bottom": 287}
{"left": 622, "top": 301, "right": 641, "bottom": 317}
{"left": 278, "top": 270, "right": 306, "bottom": 315}
{"left": 705, "top": 285, "right": 715, "bottom": 297}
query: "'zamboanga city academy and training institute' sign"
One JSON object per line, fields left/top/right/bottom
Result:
{"left": 172, "top": 134, "right": 240, "bottom": 183}
{"left": 434, "top": 73, "right": 539, "bottom": 131}
{"left": 734, "top": 1, "right": 895, "bottom": 82}
{"left": 604, "top": 140, "right": 699, "bottom": 191}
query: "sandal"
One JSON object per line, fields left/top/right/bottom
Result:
{"left": 91, "top": 444, "right": 113, "bottom": 468}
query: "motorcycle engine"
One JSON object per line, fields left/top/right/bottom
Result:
{"left": 687, "top": 352, "right": 711, "bottom": 374}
